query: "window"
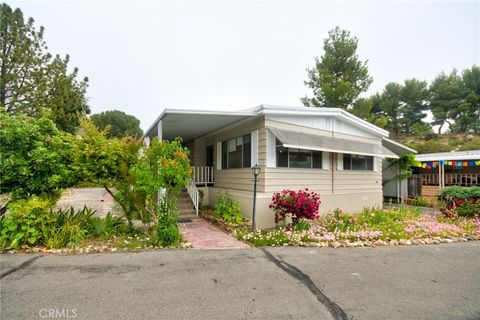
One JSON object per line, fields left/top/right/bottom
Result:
{"left": 343, "top": 154, "right": 374, "bottom": 171}
{"left": 221, "top": 134, "right": 251, "bottom": 169}
{"left": 276, "top": 139, "right": 322, "bottom": 169}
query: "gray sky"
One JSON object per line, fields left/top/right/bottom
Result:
{"left": 6, "top": 0, "right": 480, "bottom": 130}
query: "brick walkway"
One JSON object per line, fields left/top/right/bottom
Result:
{"left": 180, "top": 219, "right": 250, "bottom": 249}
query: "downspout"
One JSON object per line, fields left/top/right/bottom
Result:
{"left": 331, "top": 152, "right": 334, "bottom": 194}
{"left": 397, "top": 165, "right": 400, "bottom": 203}
{"left": 332, "top": 117, "right": 335, "bottom": 194}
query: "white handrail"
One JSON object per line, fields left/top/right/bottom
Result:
{"left": 186, "top": 181, "right": 199, "bottom": 216}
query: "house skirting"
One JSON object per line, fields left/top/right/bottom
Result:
{"left": 200, "top": 187, "right": 383, "bottom": 229}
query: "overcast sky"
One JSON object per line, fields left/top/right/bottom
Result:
{"left": 6, "top": 0, "right": 480, "bottom": 130}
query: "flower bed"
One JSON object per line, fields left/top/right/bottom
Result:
{"left": 233, "top": 207, "right": 479, "bottom": 248}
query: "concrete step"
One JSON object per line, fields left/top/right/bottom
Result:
{"left": 178, "top": 209, "right": 196, "bottom": 216}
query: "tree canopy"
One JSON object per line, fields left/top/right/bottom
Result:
{"left": 0, "top": 3, "right": 89, "bottom": 133}
{"left": 90, "top": 110, "right": 143, "bottom": 138}
{"left": 301, "top": 27, "right": 372, "bottom": 109}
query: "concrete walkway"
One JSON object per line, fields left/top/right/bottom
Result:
{"left": 180, "top": 219, "right": 250, "bottom": 249}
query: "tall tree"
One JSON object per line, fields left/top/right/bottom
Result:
{"left": 90, "top": 110, "right": 143, "bottom": 138}
{"left": 0, "top": 3, "right": 89, "bottom": 133}
{"left": 400, "top": 78, "right": 429, "bottom": 135}
{"left": 349, "top": 97, "right": 388, "bottom": 129}
{"left": 301, "top": 27, "right": 372, "bottom": 109}
{"left": 429, "top": 70, "right": 463, "bottom": 134}
{"left": 379, "top": 82, "right": 403, "bottom": 137}
{"left": 457, "top": 66, "right": 480, "bottom": 133}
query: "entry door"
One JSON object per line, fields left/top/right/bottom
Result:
{"left": 206, "top": 145, "right": 214, "bottom": 167}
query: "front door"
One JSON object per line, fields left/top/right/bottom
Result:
{"left": 206, "top": 145, "right": 214, "bottom": 167}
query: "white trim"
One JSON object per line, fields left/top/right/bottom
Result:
{"left": 337, "top": 153, "right": 344, "bottom": 170}
{"left": 143, "top": 136, "right": 150, "bottom": 148}
{"left": 251, "top": 130, "right": 259, "bottom": 166}
{"left": 256, "top": 104, "right": 389, "bottom": 137}
{"left": 374, "top": 157, "right": 379, "bottom": 172}
{"left": 322, "top": 152, "right": 330, "bottom": 170}
{"left": 266, "top": 129, "right": 276, "bottom": 167}
{"left": 216, "top": 142, "right": 222, "bottom": 170}
{"left": 283, "top": 144, "right": 386, "bottom": 158}
{"left": 144, "top": 104, "right": 390, "bottom": 139}
{"left": 157, "top": 120, "right": 162, "bottom": 141}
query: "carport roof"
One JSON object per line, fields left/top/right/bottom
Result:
{"left": 144, "top": 109, "right": 257, "bottom": 142}
{"left": 144, "top": 105, "right": 392, "bottom": 142}
{"left": 415, "top": 150, "right": 480, "bottom": 162}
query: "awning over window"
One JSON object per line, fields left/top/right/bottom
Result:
{"left": 270, "top": 127, "right": 399, "bottom": 159}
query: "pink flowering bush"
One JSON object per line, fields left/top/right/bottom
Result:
{"left": 269, "top": 189, "right": 321, "bottom": 225}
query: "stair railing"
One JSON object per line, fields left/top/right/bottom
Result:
{"left": 186, "top": 180, "right": 199, "bottom": 216}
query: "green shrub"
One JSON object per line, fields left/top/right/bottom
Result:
{"left": 410, "top": 197, "right": 431, "bottom": 207}
{"left": 215, "top": 192, "right": 244, "bottom": 225}
{"left": 71, "top": 119, "right": 141, "bottom": 188}
{"left": 454, "top": 201, "right": 480, "bottom": 217}
{"left": 292, "top": 219, "right": 311, "bottom": 232}
{"left": 439, "top": 186, "right": 480, "bottom": 200}
{"left": 87, "top": 213, "right": 127, "bottom": 239}
{"left": 0, "top": 196, "right": 57, "bottom": 249}
{"left": 116, "top": 137, "right": 192, "bottom": 227}
{"left": 42, "top": 222, "right": 85, "bottom": 249}
{"left": 0, "top": 110, "right": 75, "bottom": 196}
{"left": 39, "top": 207, "right": 94, "bottom": 249}
{"left": 151, "top": 211, "right": 181, "bottom": 247}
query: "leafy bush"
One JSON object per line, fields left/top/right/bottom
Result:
{"left": 292, "top": 219, "right": 312, "bottom": 232}
{"left": 71, "top": 119, "right": 140, "bottom": 188}
{"left": 439, "top": 186, "right": 480, "bottom": 200}
{"left": 87, "top": 213, "right": 127, "bottom": 239}
{"left": 42, "top": 222, "right": 85, "bottom": 249}
{"left": 269, "top": 189, "right": 321, "bottom": 225}
{"left": 454, "top": 201, "right": 480, "bottom": 218}
{"left": 150, "top": 209, "right": 181, "bottom": 247}
{"left": 0, "top": 196, "right": 57, "bottom": 249}
{"left": 0, "top": 195, "right": 130, "bottom": 250}
{"left": 117, "top": 137, "right": 192, "bottom": 226}
{"left": 410, "top": 197, "right": 431, "bottom": 207}
{"left": 0, "top": 110, "right": 75, "bottom": 196}
{"left": 214, "top": 192, "right": 244, "bottom": 225}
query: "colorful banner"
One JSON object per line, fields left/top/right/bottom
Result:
{"left": 417, "top": 160, "right": 480, "bottom": 167}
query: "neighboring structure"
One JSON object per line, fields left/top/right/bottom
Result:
{"left": 382, "top": 141, "right": 417, "bottom": 202}
{"left": 409, "top": 150, "right": 480, "bottom": 200}
{"left": 144, "top": 105, "right": 412, "bottom": 228}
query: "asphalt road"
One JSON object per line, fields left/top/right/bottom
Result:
{"left": 1, "top": 242, "right": 479, "bottom": 320}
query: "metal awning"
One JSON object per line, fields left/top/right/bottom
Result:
{"left": 382, "top": 137, "right": 417, "bottom": 155}
{"left": 270, "top": 127, "right": 399, "bottom": 158}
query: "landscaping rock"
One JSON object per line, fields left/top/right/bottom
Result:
{"left": 331, "top": 242, "right": 341, "bottom": 248}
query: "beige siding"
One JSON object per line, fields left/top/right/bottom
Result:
{"left": 206, "top": 116, "right": 266, "bottom": 192}
{"left": 263, "top": 167, "right": 332, "bottom": 194}
{"left": 258, "top": 127, "right": 267, "bottom": 167}
{"left": 188, "top": 116, "right": 384, "bottom": 207}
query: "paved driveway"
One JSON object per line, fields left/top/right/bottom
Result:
{"left": 1, "top": 242, "right": 479, "bottom": 320}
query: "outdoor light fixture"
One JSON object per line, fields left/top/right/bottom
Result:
{"left": 251, "top": 164, "right": 261, "bottom": 231}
